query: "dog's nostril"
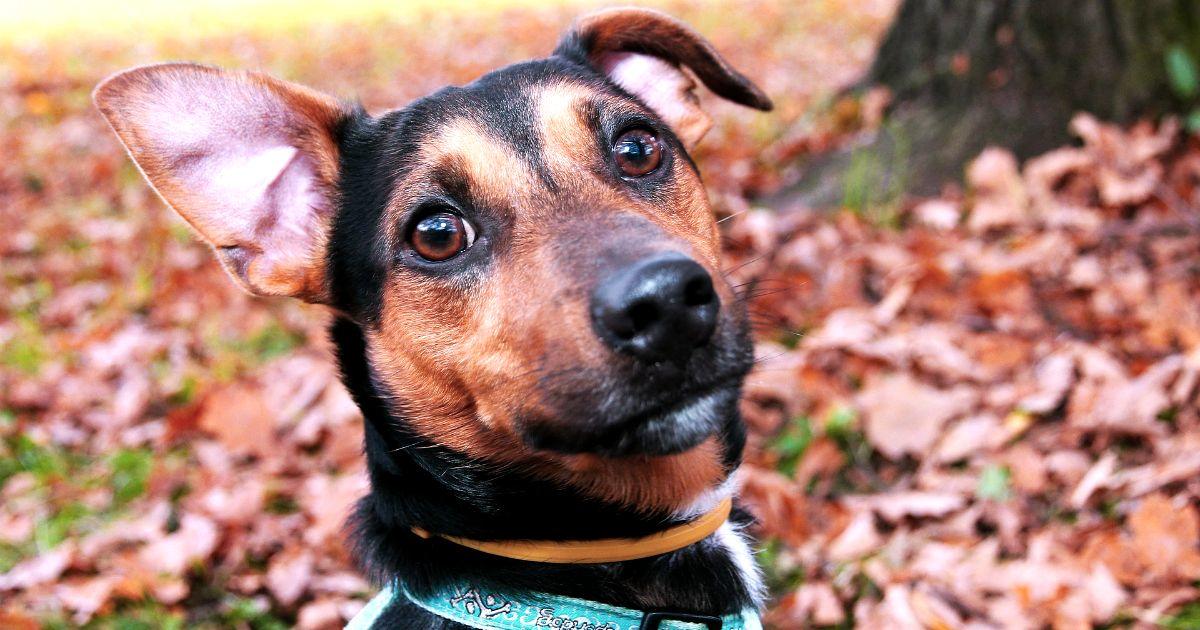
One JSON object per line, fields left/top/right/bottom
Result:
{"left": 683, "top": 276, "right": 715, "bottom": 307}
{"left": 626, "top": 300, "right": 660, "bottom": 334}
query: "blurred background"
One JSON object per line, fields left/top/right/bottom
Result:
{"left": 2, "top": 0, "right": 1200, "bottom": 627}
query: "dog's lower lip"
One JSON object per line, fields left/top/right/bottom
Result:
{"left": 625, "top": 392, "right": 704, "bottom": 427}
{"left": 621, "top": 378, "right": 733, "bottom": 425}
{"left": 516, "top": 372, "right": 746, "bottom": 456}
{"left": 599, "top": 383, "right": 736, "bottom": 455}
{"left": 636, "top": 388, "right": 722, "bottom": 430}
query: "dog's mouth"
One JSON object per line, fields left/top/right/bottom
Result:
{"left": 594, "top": 384, "right": 739, "bottom": 455}
{"left": 519, "top": 377, "right": 743, "bottom": 457}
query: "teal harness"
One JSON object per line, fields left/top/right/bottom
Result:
{"left": 346, "top": 582, "right": 762, "bottom": 630}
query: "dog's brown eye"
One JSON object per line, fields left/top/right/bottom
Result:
{"left": 613, "top": 129, "right": 662, "bottom": 177}
{"left": 410, "top": 212, "right": 475, "bottom": 262}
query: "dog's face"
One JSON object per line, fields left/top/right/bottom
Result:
{"left": 95, "top": 9, "right": 771, "bottom": 513}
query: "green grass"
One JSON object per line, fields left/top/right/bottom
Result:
{"left": 0, "top": 437, "right": 156, "bottom": 570}
{"left": 841, "top": 120, "right": 910, "bottom": 228}
{"left": 208, "top": 321, "right": 307, "bottom": 381}
{"left": 771, "top": 416, "right": 814, "bottom": 477}
{"left": 41, "top": 600, "right": 185, "bottom": 630}
{"left": 38, "top": 590, "right": 298, "bottom": 629}
{"left": 1161, "top": 602, "right": 1200, "bottom": 630}
{"left": 1166, "top": 43, "right": 1200, "bottom": 133}
{"left": 1, "top": 313, "right": 49, "bottom": 376}
{"left": 219, "top": 596, "right": 290, "bottom": 630}
{"left": 756, "top": 538, "right": 805, "bottom": 596}
{"left": 2, "top": 433, "right": 74, "bottom": 484}
{"left": 976, "top": 464, "right": 1012, "bottom": 502}
{"left": 109, "top": 449, "right": 154, "bottom": 505}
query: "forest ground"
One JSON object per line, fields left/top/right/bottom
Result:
{"left": 3, "top": 1, "right": 1199, "bottom": 627}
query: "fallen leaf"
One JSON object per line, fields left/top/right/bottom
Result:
{"left": 1019, "top": 352, "right": 1075, "bottom": 414}
{"left": 1070, "top": 452, "right": 1117, "bottom": 509}
{"left": 789, "top": 582, "right": 845, "bottom": 625}
{"left": 827, "top": 510, "right": 883, "bottom": 561}
{"left": 1083, "top": 563, "right": 1127, "bottom": 622}
{"left": 0, "top": 609, "right": 39, "bottom": 630}
{"left": 737, "top": 467, "right": 808, "bottom": 545}
{"left": 934, "top": 414, "right": 1001, "bottom": 463}
{"left": 267, "top": 546, "right": 315, "bottom": 607}
{"left": 301, "top": 472, "right": 368, "bottom": 547}
{"left": 0, "top": 544, "right": 74, "bottom": 590}
{"left": 911, "top": 199, "right": 961, "bottom": 230}
{"left": 138, "top": 513, "right": 219, "bottom": 576}
{"left": 1069, "top": 356, "right": 1181, "bottom": 436}
{"left": 197, "top": 382, "right": 276, "bottom": 459}
{"left": 857, "top": 373, "right": 976, "bottom": 459}
{"left": 846, "top": 491, "right": 966, "bottom": 523}
{"left": 200, "top": 477, "right": 265, "bottom": 525}
{"left": 297, "top": 597, "right": 348, "bottom": 630}
{"left": 1128, "top": 494, "right": 1200, "bottom": 583}
{"left": 55, "top": 576, "right": 117, "bottom": 624}
{"left": 967, "top": 148, "right": 1030, "bottom": 233}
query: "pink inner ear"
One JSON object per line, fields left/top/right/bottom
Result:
{"left": 96, "top": 64, "right": 340, "bottom": 299}
{"left": 130, "top": 76, "right": 330, "bottom": 249}
{"left": 599, "top": 52, "right": 713, "bottom": 148}
{"left": 147, "top": 98, "right": 329, "bottom": 295}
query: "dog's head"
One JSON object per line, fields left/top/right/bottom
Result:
{"left": 95, "top": 8, "right": 771, "bottom": 513}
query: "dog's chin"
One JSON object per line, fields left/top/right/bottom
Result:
{"left": 521, "top": 385, "right": 739, "bottom": 457}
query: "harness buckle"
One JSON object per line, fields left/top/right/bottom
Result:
{"left": 639, "top": 611, "right": 723, "bottom": 629}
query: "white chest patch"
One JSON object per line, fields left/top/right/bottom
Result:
{"left": 713, "top": 521, "right": 766, "bottom": 609}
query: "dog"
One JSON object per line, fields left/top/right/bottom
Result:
{"left": 94, "top": 7, "right": 772, "bottom": 628}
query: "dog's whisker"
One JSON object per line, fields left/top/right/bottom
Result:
{"left": 716, "top": 207, "right": 751, "bottom": 224}
{"left": 752, "top": 348, "right": 793, "bottom": 365}
{"left": 720, "top": 253, "right": 767, "bottom": 277}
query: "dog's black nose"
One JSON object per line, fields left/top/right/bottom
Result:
{"left": 591, "top": 253, "right": 719, "bottom": 364}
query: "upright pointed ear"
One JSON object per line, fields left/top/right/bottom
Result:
{"left": 93, "top": 63, "right": 348, "bottom": 303}
{"left": 557, "top": 7, "right": 772, "bottom": 149}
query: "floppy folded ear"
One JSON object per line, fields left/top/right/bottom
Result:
{"left": 558, "top": 7, "right": 773, "bottom": 148}
{"left": 93, "top": 63, "right": 348, "bottom": 303}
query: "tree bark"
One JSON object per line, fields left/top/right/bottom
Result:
{"left": 775, "top": 0, "right": 1200, "bottom": 207}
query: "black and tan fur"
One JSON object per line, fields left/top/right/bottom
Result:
{"left": 94, "top": 8, "right": 772, "bottom": 628}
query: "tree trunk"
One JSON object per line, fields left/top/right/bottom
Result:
{"left": 775, "top": 0, "right": 1200, "bottom": 208}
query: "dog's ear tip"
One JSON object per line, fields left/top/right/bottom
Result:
{"left": 576, "top": 6, "right": 684, "bottom": 27}
{"left": 708, "top": 76, "right": 773, "bottom": 113}
{"left": 92, "top": 62, "right": 216, "bottom": 108}
{"left": 92, "top": 70, "right": 132, "bottom": 111}
{"left": 565, "top": 7, "right": 772, "bottom": 115}
{"left": 727, "top": 81, "right": 774, "bottom": 112}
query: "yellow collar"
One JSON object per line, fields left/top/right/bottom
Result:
{"left": 411, "top": 497, "right": 732, "bottom": 564}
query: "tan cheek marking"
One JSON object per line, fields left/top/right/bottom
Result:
{"left": 456, "top": 274, "right": 544, "bottom": 431}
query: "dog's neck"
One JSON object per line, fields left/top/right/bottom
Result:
{"left": 332, "top": 317, "right": 762, "bottom": 616}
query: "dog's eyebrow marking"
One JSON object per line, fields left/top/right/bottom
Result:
{"left": 536, "top": 83, "right": 606, "bottom": 174}
{"left": 438, "top": 119, "right": 539, "bottom": 204}
{"left": 385, "top": 118, "right": 540, "bottom": 225}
